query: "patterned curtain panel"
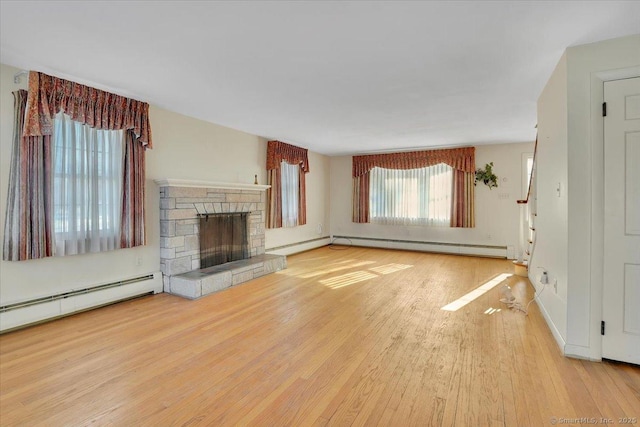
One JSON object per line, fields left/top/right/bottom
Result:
{"left": 352, "top": 174, "right": 370, "bottom": 223}
{"left": 297, "top": 165, "right": 307, "bottom": 226}
{"left": 266, "top": 140, "right": 309, "bottom": 228}
{"left": 451, "top": 170, "right": 475, "bottom": 228}
{"left": 351, "top": 147, "right": 475, "bottom": 227}
{"left": 120, "top": 130, "right": 146, "bottom": 248}
{"left": 266, "top": 168, "right": 282, "bottom": 229}
{"left": 3, "top": 91, "right": 54, "bottom": 261}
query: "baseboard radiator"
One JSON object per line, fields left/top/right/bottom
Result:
{"left": 266, "top": 236, "right": 331, "bottom": 256}
{"left": 331, "top": 235, "right": 508, "bottom": 258}
{"left": 0, "top": 272, "right": 163, "bottom": 333}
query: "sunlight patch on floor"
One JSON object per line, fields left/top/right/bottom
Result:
{"left": 280, "top": 258, "right": 414, "bottom": 290}
{"left": 441, "top": 273, "right": 513, "bottom": 311}
{"left": 369, "top": 263, "right": 413, "bottom": 275}
{"left": 276, "top": 259, "right": 376, "bottom": 278}
{"left": 299, "top": 260, "right": 377, "bottom": 279}
{"left": 484, "top": 307, "right": 502, "bottom": 315}
{"left": 320, "top": 271, "right": 379, "bottom": 289}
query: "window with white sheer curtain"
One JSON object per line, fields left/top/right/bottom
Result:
{"left": 280, "top": 161, "right": 299, "bottom": 227}
{"left": 369, "top": 163, "right": 453, "bottom": 226}
{"left": 53, "top": 112, "right": 124, "bottom": 256}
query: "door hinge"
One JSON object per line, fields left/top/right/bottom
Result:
{"left": 602, "top": 102, "right": 607, "bottom": 117}
{"left": 601, "top": 320, "right": 605, "bottom": 335}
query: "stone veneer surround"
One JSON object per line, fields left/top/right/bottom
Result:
{"left": 156, "top": 180, "right": 272, "bottom": 294}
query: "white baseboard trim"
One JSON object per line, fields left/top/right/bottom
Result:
{"left": 564, "top": 345, "right": 601, "bottom": 362}
{"left": 0, "top": 272, "right": 163, "bottom": 332}
{"left": 527, "top": 273, "right": 601, "bottom": 361}
{"left": 534, "top": 297, "right": 566, "bottom": 356}
{"left": 266, "top": 236, "right": 331, "bottom": 256}
{"left": 528, "top": 271, "right": 567, "bottom": 357}
{"left": 331, "top": 235, "right": 507, "bottom": 258}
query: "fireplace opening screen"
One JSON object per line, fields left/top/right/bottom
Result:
{"left": 199, "top": 212, "right": 249, "bottom": 268}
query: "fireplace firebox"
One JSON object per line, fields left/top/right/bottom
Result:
{"left": 199, "top": 212, "right": 249, "bottom": 268}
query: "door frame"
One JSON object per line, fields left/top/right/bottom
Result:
{"left": 589, "top": 67, "right": 640, "bottom": 360}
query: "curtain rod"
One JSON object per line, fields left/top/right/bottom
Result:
{"left": 14, "top": 70, "right": 28, "bottom": 84}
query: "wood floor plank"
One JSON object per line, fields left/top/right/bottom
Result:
{"left": 1, "top": 246, "right": 638, "bottom": 426}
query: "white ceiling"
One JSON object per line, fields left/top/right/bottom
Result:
{"left": 1, "top": 1, "right": 639, "bottom": 156}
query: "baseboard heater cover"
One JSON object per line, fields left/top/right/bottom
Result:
{"left": 332, "top": 235, "right": 507, "bottom": 258}
{"left": 266, "top": 236, "right": 331, "bottom": 252}
{"left": 0, "top": 272, "right": 163, "bottom": 332}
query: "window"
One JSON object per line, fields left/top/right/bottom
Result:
{"left": 522, "top": 153, "right": 534, "bottom": 199}
{"left": 2, "top": 72, "right": 149, "bottom": 261}
{"left": 280, "top": 161, "right": 299, "bottom": 227}
{"left": 265, "top": 140, "right": 308, "bottom": 229}
{"left": 369, "top": 163, "right": 453, "bottom": 226}
{"left": 53, "top": 112, "right": 124, "bottom": 256}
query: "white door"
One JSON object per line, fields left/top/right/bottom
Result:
{"left": 603, "top": 77, "right": 640, "bottom": 365}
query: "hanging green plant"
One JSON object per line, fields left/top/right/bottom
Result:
{"left": 475, "top": 162, "right": 498, "bottom": 189}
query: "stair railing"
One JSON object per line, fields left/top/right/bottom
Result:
{"left": 516, "top": 136, "right": 538, "bottom": 267}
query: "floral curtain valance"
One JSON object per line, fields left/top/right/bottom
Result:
{"left": 352, "top": 146, "right": 475, "bottom": 177}
{"left": 266, "top": 140, "right": 309, "bottom": 172}
{"left": 24, "top": 71, "right": 152, "bottom": 148}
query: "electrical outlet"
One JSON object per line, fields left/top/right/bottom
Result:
{"left": 136, "top": 256, "right": 143, "bottom": 266}
{"left": 553, "top": 278, "right": 558, "bottom": 293}
{"left": 540, "top": 271, "right": 548, "bottom": 284}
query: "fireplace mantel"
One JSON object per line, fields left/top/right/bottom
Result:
{"left": 155, "top": 179, "right": 270, "bottom": 191}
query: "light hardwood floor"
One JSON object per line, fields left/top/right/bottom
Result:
{"left": 1, "top": 247, "right": 638, "bottom": 426}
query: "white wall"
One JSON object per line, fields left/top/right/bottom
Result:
{"left": 0, "top": 62, "right": 331, "bottom": 306}
{"left": 329, "top": 142, "right": 534, "bottom": 256}
{"left": 532, "top": 53, "right": 569, "bottom": 347}
{"left": 534, "top": 34, "right": 640, "bottom": 360}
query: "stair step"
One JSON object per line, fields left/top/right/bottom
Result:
{"left": 513, "top": 260, "right": 528, "bottom": 277}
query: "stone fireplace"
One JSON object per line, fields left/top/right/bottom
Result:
{"left": 156, "top": 179, "right": 286, "bottom": 299}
